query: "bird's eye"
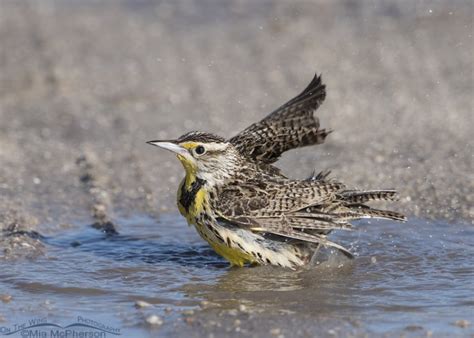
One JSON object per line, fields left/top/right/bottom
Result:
{"left": 195, "top": 145, "right": 206, "bottom": 155}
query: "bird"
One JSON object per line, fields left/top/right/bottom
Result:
{"left": 147, "top": 72, "right": 406, "bottom": 269}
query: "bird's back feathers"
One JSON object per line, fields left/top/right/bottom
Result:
{"left": 214, "top": 169, "right": 406, "bottom": 258}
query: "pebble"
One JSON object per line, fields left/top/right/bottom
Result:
{"left": 454, "top": 319, "right": 470, "bottom": 328}
{"left": 182, "top": 309, "right": 194, "bottom": 316}
{"left": 0, "top": 294, "right": 12, "bottom": 303}
{"left": 134, "top": 300, "right": 152, "bottom": 309}
{"left": 199, "top": 300, "right": 220, "bottom": 309}
{"left": 145, "top": 315, "right": 163, "bottom": 326}
{"left": 227, "top": 309, "right": 238, "bottom": 316}
{"left": 238, "top": 304, "right": 247, "bottom": 312}
{"left": 184, "top": 316, "right": 195, "bottom": 325}
{"left": 270, "top": 328, "right": 281, "bottom": 336}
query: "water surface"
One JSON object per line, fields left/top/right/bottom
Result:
{"left": 1, "top": 215, "right": 473, "bottom": 337}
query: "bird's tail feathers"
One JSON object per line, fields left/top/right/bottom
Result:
{"left": 339, "top": 190, "right": 399, "bottom": 203}
{"left": 345, "top": 207, "right": 407, "bottom": 222}
{"left": 296, "top": 188, "right": 406, "bottom": 223}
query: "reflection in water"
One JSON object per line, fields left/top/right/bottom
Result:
{"left": 182, "top": 257, "right": 356, "bottom": 315}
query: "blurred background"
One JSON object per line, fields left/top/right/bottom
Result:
{"left": 0, "top": 1, "right": 473, "bottom": 336}
{"left": 0, "top": 0, "right": 472, "bottom": 231}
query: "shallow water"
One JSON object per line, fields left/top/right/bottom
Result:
{"left": 1, "top": 215, "right": 473, "bottom": 337}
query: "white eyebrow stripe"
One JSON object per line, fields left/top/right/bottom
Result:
{"left": 204, "top": 142, "right": 229, "bottom": 152}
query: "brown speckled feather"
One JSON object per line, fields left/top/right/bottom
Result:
{"left": 215, "top": 172, "right": 345, "bottom": 218}
{"left": 213, "top": 165, "right": 405, "bottom": 257}
{"left": 149, "top": 70, "right": 406, "bottom": 266}
{"left": 229, "top": 73, "right": 330, "bottom": 164}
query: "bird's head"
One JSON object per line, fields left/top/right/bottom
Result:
{"left": 147, "top": 131, "right": 242, "bottom": 186}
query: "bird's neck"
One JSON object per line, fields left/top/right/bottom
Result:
{"left": 179, "top": 175, "right": 206, "bottom": 213}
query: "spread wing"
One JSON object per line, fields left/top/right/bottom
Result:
{"left": 214, "top": 177, "right": 406, "bottom": 258}
{"left": 229, "top": 73, "right": 330, "bottom": 164}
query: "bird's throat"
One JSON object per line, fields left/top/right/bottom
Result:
{"left": 179, "top": 176, "right": 206, "bottom": 213}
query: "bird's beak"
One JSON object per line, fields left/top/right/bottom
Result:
{"left": 146, "top": 140, "right": 189, "bottom": 156}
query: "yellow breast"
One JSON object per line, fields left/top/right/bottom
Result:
{"left": 177, "top": 179, "right": 254, "bottom": 266}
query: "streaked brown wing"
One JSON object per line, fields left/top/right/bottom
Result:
{"left": 214, "top": 178, "right": 344, "bottom": 217}
{"left": 214, "top": 178, "right": 355, "bottom": 258}
{"left": 213, "top": 177, "right": 405, "bottom": 256}
{"left": 229, "top": 73, "right": 330, "bottom": 164}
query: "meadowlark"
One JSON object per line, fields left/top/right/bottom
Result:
{"left": 147, "top": 73, "right": 406, "bottom": 269}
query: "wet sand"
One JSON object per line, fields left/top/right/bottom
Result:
{"left": 0, "top": 1, "right": 473, "bottom": 336}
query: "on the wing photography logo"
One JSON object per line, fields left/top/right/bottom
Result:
{"left": 0, "top": 316, "right": 121, "bottom": 337}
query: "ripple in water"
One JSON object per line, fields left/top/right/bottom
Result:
{"left": 0, "top": 214, "right": 472, "bottom": 336}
